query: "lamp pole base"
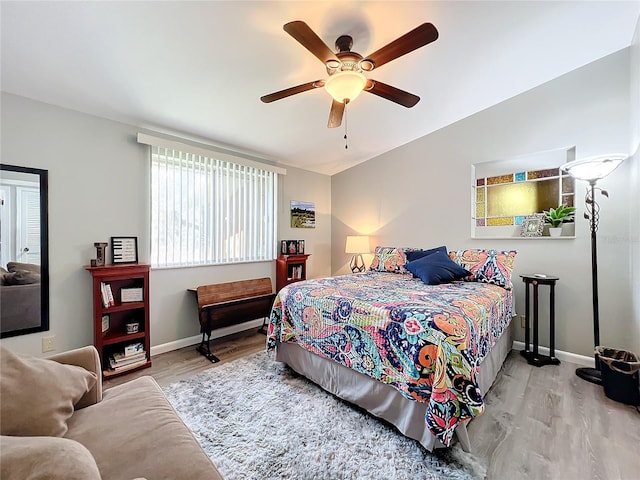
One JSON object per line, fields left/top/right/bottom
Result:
{"left": 576, "top": 367, "right": 602, "bottom": 385}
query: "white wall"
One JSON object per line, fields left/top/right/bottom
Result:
{"left": 0, "top": 93, "right": 331, "bottom": 355}
{"left": 331, "top": 49, "right": 633, "bottom": 358}
{"left": 630, "top": 16, "right": 640, "bottom": 353}
{"left": 278, "top": 167, "right": 332, "bottom": 282}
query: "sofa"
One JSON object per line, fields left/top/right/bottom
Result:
{"left": 0, "top": 345, "right": 224, "bottom": 480}
{"left": 0, "top": 262, "right": 42, "bottom": 335}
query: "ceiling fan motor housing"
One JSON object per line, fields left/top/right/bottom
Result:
{"left": 326, "top": 35, "right": 375, "bottom": 74}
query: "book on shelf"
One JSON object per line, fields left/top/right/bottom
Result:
{"left": 107, "top": 357, "right": 148, "bottom": 373}
{"left": 124, "top": 342, "right": 144, "bottom": 357}
{"left": 106, "top": 284, "right": 115, "bottom": 307}
{"left": 291, "top": 265, "right": 302, "bottom": 279}
{"left": 100, "top": 282, "right": 109, "bottom": 307}
{"left": 100, "top": 282, "right": 115, "bottom": 308}
{"left": 111, "top": 350, "right": 146, "bottom": 363}
{"left": 108, "top": 342, "right": 147, "bottom": 371}
{"left": 108, "top": 351, "right": 147, "bottom": 370}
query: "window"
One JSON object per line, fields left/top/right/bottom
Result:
{"left": 140, "top": 134, "right": 283, "bottom": 268}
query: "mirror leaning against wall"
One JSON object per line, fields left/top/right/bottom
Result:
{"left": 0, "top": 164, "right": 49, "bottom": 338}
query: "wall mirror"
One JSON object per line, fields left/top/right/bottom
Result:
{"left": 472, "top": 146, "right": 576, "bottom": 238}
{"left": 0, "top": 164, "right": 49, "bottom": 338}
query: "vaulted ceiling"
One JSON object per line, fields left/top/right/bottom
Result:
{"left": 2, "top": 1, "right": 638, "bottom": 175}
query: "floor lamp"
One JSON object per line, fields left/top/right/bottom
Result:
{"left": 345, "top": 235, "right": 370, "bottom": 273}
{"left": 561, "top": 153, "right": 627, "bottom": 385}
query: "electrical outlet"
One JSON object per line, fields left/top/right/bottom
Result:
{"left": 41, "top": 335, "right": 56, "bottom": 353}
{"left": 520, "top": 315, "right": 526, "bottom": 329}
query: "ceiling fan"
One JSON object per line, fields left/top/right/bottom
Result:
{"left": 260, "top": 21, "right": 439, "bottom": 128}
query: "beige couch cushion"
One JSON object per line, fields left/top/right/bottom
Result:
{"left": 3, "top": 270, "right": 41, "bottom": 285}
{"left": 66, "top": 376, "right": 223, "bottom": 480}
{"left": 0, "top": 346, "right": 97, "bottom": 437}
{"left": 7, "top": 262, "right": 41, "bottom": 274}
{"left": 0, "top": 435, "right": 102, "bottom": 480}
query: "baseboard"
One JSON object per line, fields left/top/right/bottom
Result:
{"left": 150, "top": 318, "right": 265, "bottom": 356}
{"left": 512, "top": 340, "right": 594, "bottom": 367}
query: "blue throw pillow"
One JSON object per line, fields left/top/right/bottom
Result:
{"left": 404, "top": 245, "right": 448, "bottom": 263}
{"left": 405, "top": 252, "right": 471, "bottom": 285}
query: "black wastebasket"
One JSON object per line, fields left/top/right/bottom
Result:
{"left": 595, "top": 346, "right": 640, "bottom": 406}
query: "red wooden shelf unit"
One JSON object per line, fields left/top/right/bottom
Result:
{"left": 85, "top": 264, "right": 151, "bottom": 378}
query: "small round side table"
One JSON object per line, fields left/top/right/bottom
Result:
{"left": 520, "top": 274, "right": 561, "bottom": 367}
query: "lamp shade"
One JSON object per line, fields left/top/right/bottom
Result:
{"left": 345, "top": 235, "right": 370, "bottom": 254}
{"left": 325, "top": 71, "right": 367, "bottom": 103}
{"left": 561, "top": 153, "right": 627, "bottom": 182}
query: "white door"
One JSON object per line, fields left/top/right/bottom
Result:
{"left": 16, "top": 187, "right": 40, "bottom": 264}
{"left": 0, "top": 186, "right": 11, "bottom": 267}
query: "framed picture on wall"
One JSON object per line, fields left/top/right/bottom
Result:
{"left": 290, "top": 200, "right": 316, "bottom": 229}
{"left": 520, "top": 214, "right": 545, "bottom": 237}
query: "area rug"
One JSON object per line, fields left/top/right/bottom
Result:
{"left": 162, "top": 351, "right": 486, "bottom": 480}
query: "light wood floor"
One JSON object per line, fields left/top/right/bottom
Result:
{"left": 104, "top": 328, "right": 266, "bottom": 388}
{"left": 106, "top": 330, "right": 640, "bottom": 479}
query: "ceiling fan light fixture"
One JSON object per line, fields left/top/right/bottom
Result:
{"left": 325, "top": 71, "right": 367, "bottom": 103}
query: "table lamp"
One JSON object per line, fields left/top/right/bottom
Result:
{"left": 345, "top": 235, "right": 370, "bottom": 273}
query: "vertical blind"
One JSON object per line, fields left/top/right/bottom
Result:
{"left": 150, "top": 146, "right": 279, "bottom": 268}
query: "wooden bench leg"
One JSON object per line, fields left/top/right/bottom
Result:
{"left": 257, "top": 317, "right": 268, "bottom": 335}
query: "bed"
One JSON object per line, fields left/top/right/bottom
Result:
{"left": 266, "top": 248, "right": 517, "bottom": 452}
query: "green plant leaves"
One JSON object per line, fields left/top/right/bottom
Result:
{"left": 543, "top": 204, "right": 576, "bottom": 227}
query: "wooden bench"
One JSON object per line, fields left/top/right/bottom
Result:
{"left": 191, "top": 277, "right": 275, "bottom": 363}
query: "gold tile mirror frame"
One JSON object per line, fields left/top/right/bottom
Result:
{"left": 472, "top": 146, "right": 576, "bottom": 238}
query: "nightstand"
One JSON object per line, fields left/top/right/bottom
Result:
{"left": 520, "top": 274, "right": 560, "bottom": 367}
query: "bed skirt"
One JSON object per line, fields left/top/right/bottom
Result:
{"left": 275, "top": 326, "right": 513, "bottom": 452}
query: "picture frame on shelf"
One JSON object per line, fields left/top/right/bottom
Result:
{"left": 297, "top": 240, "right": 305, "bottom": 254}
{"left": 286, "top": 240, "right": 298, "bottom": 254}
{"left": 280, "top": 240, "right": 288, "bottom": 255}
{"left": 111, "top": 237, "right": 138, "bottom": 264}
{"left": 101, "top": 314, "right": 110, "bottom": 334}
{"left": 520, "top": 214, "right": 545, "bottom": 237}
{"left": 121, "top": 287, "right": 144, "bottom": 303}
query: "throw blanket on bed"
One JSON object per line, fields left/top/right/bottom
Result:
{"left": 266, "top": 271, "right": 513, "bottom": 446}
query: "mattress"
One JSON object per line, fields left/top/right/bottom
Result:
{"left": 267, "top": 271, "right": 513, "bottom": 446}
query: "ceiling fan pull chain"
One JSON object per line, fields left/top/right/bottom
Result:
{"left": 344, "top": 102, "right": 348, "bottom": 149}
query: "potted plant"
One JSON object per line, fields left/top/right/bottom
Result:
{"left": 543, "top": 204, "right": 576, "bottom": 237}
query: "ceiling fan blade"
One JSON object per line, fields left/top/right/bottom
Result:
{"left": 365, "top": 79, "right": 420, "bottom": 108}
{"left": 284, "top": 21, "right": 340, "bottom": 65}
{"left": 328, "top": 99, "right": 345, "bottom": 128}
{"left": 260, "top": 80, "right": 324, "bottom": 103}
{"left": 364, "top": 23, "right": 438, "bottom": 70}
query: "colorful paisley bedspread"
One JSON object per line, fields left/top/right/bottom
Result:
{"left": 266, "top": 271, "right": 513, "bottom": 446}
